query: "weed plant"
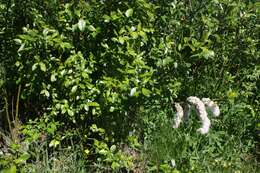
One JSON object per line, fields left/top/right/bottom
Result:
{"left": 142, "top": 101, "right": 258, "bottom": 172}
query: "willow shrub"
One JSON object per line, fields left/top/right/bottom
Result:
{"left": 0, "top": 0, "right": 259, "bottom": 171}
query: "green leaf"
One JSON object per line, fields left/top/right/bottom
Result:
{"left": 15, "top": 153, "right": 30, "bottom": 164}
{"left": 103, "top": 14, "right": 111, "bottom": 22}
{"left": 2, "top": 165, "right": 17, "bottom": 173}
{"left": 177, "top": 44, "right": 182, "bottom": 51}
{"left": 227, "top": 90, "right": 238, "bottom": 99}
{"left": 18, "top": 43, "right": 25, "bottom": 52}
{"left": 88, "top": 25, "right": 96, "bottom": 32}
{"left": 87, "top": 102, "right": 100, "bottom": 107}
{"left": 68, "top": 109, "right": 74, "bottom": 116}
{"left": 118, "top": 36, "right": 125, "bottom": 44}
{"left": 61, "top": 42, "right": 72, "bottom": 50}
{"left": 130, "top": 31, "right": 138, "bottom": 39}
{"left": 162, "top": 57, "right": 173, "bottom": 66}
{"left": 71, "top": 85, "right": 78, "bottom": 93}
{"left": 78, "top": 19, "right": 86, "bottom": 32}
{"left": 201, "top": 30, "right": 211, "bottom": 42}
{"left": 111, "top": 13, "right": 119, "bottom": 20}
{"left": 84, "top": 105, "right": 89, "bottom": 111}
{"left": 47, "top": 123, "right": 57, "bottom": 134}
{"left": 49, "top": 139, "right": 60, "bottom": 148}
{"left": 15, "top": 61, "right": 21, "bottom": 67}
{"left": 125, "top": 8, "right": 133, "bottom": 17}
{"left": 101, "top": 43, "right": 109, "bottom": 49}
{"left": 40, "top": 90, "right": 50, "bottom": 98}
{"left": 72, "top": 24, "right": 78, "bottom": 32}
{"left": 90, "top": 124, "right": 98, "bottom": 132}
{"left": 51, "top": 74, "right": 56, "bottom": 82}
{"left": 32, "top": 63, "right": 38, "bottom": 71}
{"left": 109, "top": 106, "right": 115, "bottom": 112}
{"left": 142, "top": 88, "right": 152, "bottom": 96}
{"left": 111, "top": 161, "right": 120, "bottom": 170}
{"left": 99, "top": 149, "right": 107, "bottom": 155}
{"left": 110, "top": 145, "right": 116, "bottom": 152}
{"left": 14, "top": 39, "right": 22, "bottom": 44}
{"left": 130, "top": 87, "right": 137, "bottom": 97}
{"left": 84, "top": 149, "right": 90, "bottom": 155}
{"left": 39, "top": 62, "right": 46, "bottom": 72}
{"left": 201, "top": 47, "right": 215, "bottom": 59}
{"left": 61, "top": 106, "right": 66, "bottom": 114}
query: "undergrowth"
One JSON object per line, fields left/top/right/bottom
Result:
{"left": 0, "top": 0, "right": 259, "bottom": 172}
{"left": 142, "top": 101, "right": 258, "bottom": 172}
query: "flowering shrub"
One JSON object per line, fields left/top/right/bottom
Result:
{"left": 173, "top": 96, "right": 221, "bottom": 134}
{"left": 202, "top": 98, "right": 220, "bottom": 117}
{"left": 0, "top": 0, "right": 258, "bottom": 172}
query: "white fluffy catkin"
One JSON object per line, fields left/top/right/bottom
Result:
{"left": 173, "top": 103, "right": 184, "bottom": 128}
{"left": 187, "top": 96, "right": 211, "bottom": 134}
{"left": 202, "top": 98, "right": 220, "bottom": 117}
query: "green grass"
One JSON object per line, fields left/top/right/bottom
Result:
{"left": 142, "top": 103, "right": 258, "bottom": 172}
{"left": 1, "top": 102, "right": 259, "bottom": 173}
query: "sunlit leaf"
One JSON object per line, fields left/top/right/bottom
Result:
{"left": 130, "top": 87, "right": 137, "bottom": 97}
{"left": 39, "top": 62, "right": 46, "bottom": 72}
{"left": 15, "top": 153, "right": 30, "bottom": 164}
{"left": 142, "top": 88, "right": 152, "bottom": 96}
{"left": 88, "top": 25, "right": 96, "bottom": 32}
{"left": 110, "top": 145, "right": 116, "bottom": 152}
{"left": 111, "top": 161, "right": 120, "bottom": 170}
{"left": 14, "top": 39, "right": 22, "bottom": 44}
{"left": 2, "top": 165, "right": 17, "bottom": 173}
{"left": 68, "top": 109, "right": 74, "bottom": 116}
{"left": 32, "top": 63, "right": 38, "bottom": 71}
{"left": 49, "top": 139, "right": 60, "bottom": 148}
{"left": 18, "top": 43, "right": 25, "bottom": 52}
{"left": 78, "top": 19, "right": 86, "bottom": 31}
{"left": 71, "top": 85, "right": 78, "bottom": 93}
{"left": 84, "top": 149, "right": 90, "bottom": 155}
{"left": 103, "top": 14, "right": 111, "bottom": 22}
{"left": 118, "top": 36, "right": 124, "bottom": 44}
{"left": 87, "top": 102, "right": 99, "bottom": 107}
{"left": 125, "top": 8, "right": 133, "bottom": 17}
{"left": 40, "top": 89, "right": 50, "bottom": 98}
{"left": 51, "top": 74, "right": 56, "bottom": 82}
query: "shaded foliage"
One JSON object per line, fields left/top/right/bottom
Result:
{"left": 0, "top": 0, "right": 259, "bottom": 172}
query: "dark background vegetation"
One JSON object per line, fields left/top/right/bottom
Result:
{"left": 0, "top": 0, "right": 259, "bottom": 172}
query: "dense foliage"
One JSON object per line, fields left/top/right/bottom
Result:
{"left": 0, "top": 0, "right": 259, "bottom": 172}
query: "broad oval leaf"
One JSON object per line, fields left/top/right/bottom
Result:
{"left": 68, "top": 109, "right": 75, "bottom": 116}
{"left": 51, "top": 74, "right": 56, "bottom": 82}
{"left": 39, "top": 62, "right": 46, "bottom": 72}
{"left": 88, "top": 25, "right": 96, "bottom": 32}
{"left": 78, "top": 19, "right": 86, "bottom": 32}
{"left": 142, "top": 88, "right": 152, "bottom": 96}
{"left": 125, "top": 8, "right": 133, "bottom": 17}
{"left": 71, "top": 85, "right": 78, "bottom": 93}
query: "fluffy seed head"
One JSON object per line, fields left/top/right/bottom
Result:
{"left": 173, "top": 103, "right": 184, "bottom": 128}
{"left": 202, "top": 98, "right": 220, "bottom": 117}
{"left": 187, "top": 96, "right": 211, "bottom": 134}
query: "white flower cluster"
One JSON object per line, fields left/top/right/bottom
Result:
{"left": 202, "top": 98, "right": 220, "bottom": 117}
{"left": 173, "top": 96, "right": 220, "bottom": 134}
{"left": 172, "top": 103, "right": 184, "bottom": 129}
